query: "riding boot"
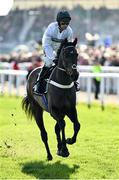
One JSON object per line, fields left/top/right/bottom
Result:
{"left": 33, "top": 65, "right": 54, "bottom": 95}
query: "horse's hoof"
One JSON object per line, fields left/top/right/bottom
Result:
{"left": 47, "top": 155, "right": 53, "bottom": 161}
{"left": 57, "top": 149, "right": 69, "bottom": 157}
{"left": 57, "top": 150, "right": 62, "bottom": 156}
{"left": 61, "top": 150, "right": 70, "bottom": 157}
{"left": 66, "top": 138, "right": 76, "bottom": 145}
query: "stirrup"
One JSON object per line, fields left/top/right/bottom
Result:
{"left": 33, "top": 87, "right": 47, "bottom": 96}
{"left": 33, "top": 84, "right": 40, "bottom": 95}
{"left": 33, "top": 80, "right": 47, "bottom": 95}
{"left": 33, "top": 91, "right": 47, "bottom": 96}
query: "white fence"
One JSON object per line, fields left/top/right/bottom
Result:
{"left": 1, "top": 62, "right": 119, "bottom": 72}
{"left": 78, "top": 66, "right": 119, "bottom": 94}
{"left": 0, "top": 70, "right": 27, "bottom": 97}
{"left": 79, "top": 72, "right": 119, "bottom": 108}
{"left": 1, "top": 63, "right": 119, "bottom": 93}
{"left": 78, "top": 65, "right": 119, "bottom": 73}
{"left": 0, "top": 69, "right": 119, "bottom": 108}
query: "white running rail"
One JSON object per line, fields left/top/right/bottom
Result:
{"left": 0, "top": 70, "right": 119, "bottom": 108}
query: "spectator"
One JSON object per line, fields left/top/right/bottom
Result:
{"left": 12, "top": 60, "right": 20, "bottom": 70}
{"left": 26, "top": 55, "right": 43, "bottom": 79}
{"left": 12, "top": 60, "right": 20, "bottom": 87}
{"left": 92, "top": 60, "right": 102, "bottom": 99}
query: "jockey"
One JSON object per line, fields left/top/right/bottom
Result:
{"left": 42, "top": 10, "right": 73, "bottom": 67}
{"left": 34, "top": 10, "right": 79, "bottom": 95}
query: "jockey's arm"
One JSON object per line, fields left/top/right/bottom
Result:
{"left": 67, "top": 27, "right": 73, "bottom": 42}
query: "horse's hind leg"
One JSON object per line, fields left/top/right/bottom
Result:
{"left": 66, "top": 107, "right": 80, "bottom": 144}
{"left": 34, "top": 107, "right": 53, "bottom": 160}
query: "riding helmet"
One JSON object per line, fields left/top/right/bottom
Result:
{"left": 56, "top": 11, "right": 71, "bottom": 22}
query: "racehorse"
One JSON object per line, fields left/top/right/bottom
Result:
{"left": 22, "top": 38, "right": 80, "bottom": 160}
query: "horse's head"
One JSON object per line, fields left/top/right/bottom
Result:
{"left": 58, "top": 38, "right": 79, "bottom": 78}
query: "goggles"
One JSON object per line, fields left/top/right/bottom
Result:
{"left": 60, "top": 21, "right": 69, "bottom": 26}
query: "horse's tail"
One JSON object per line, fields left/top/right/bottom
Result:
{"left": 22, "top": 95, "right": 34, "bottom": 119}
{"left": 22, "top": 67, "right": 43, "bottom": 120}
{"left": 22, "top": 94, "right": 43, "bottom": 120}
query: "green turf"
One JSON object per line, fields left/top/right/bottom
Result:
{"left": 0, "top": 96, "right": 119, "bottom": 179}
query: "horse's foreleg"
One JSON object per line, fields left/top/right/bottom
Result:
{"left": 51, "top": 109, "right": 69, "bottom": 157}
{"left": 57, "top": 119, "right": 69, "bottom": 157}
{"left": 55, "top": 123, "right": 62, "bottom": 154}
{"left": 34, "top": 109, "right": 53, "bottom": 161}
{"left": 66, "top": 107, "right": 80, "bottom": 144}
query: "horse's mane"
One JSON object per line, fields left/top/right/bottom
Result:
{"left": 56, "top": 38, "right": 78, "bottom": 61}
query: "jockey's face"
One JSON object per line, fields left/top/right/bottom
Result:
{"left": 60, "top": 19, "right": 70, "bottom": 31}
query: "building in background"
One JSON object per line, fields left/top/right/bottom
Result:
{"left": 13, "top": 0, "right": 119, "bottom": 10}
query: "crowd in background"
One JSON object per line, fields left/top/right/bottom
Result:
{"left": 77, "top": 44, "right": 119, "bottom": 66}
{"left": 1, "top": 6, "right": 119, "bottom": 70}
{"left": 0, "top": 44, "right": 119, "bottom": 72}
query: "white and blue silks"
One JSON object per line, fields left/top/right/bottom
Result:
{"left": 42, "top": 22, "right": 73, "bottom": 67}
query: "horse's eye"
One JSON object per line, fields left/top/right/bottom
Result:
{"left": 70, "top": 50, "right": 74, "bottom": 54}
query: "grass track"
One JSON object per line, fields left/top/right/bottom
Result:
{"left": 0, "top": 96, "right": 119, "bottom": 179}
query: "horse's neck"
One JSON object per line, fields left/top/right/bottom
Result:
{"left": 54, "top": 62, "right": 72, "bottom": 85}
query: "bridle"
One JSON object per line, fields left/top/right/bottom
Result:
{"left": 57, "top": 64, "right": 77, "bottom": 72}
{"left": 57, "top": 45, "right": 78, "bottom": 73}
{"left": 48, "top": 45, "right": 78, "bottom": 89}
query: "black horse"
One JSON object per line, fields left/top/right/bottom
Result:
{"left": 22, "top": 38, "right": 80, "bottom": 160}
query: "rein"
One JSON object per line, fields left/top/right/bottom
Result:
{"left": 48, "top": 67, "right": 74, "bottom": 89}
{"left": 57, "top": 67, "right": 66, "bottom": 72}
{"left": 48, "top": 64, "right": 77, "bottom": 89}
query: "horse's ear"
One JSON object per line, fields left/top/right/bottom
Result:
{"left": 73, "top": 38, "right": 78, "bottom": 46}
